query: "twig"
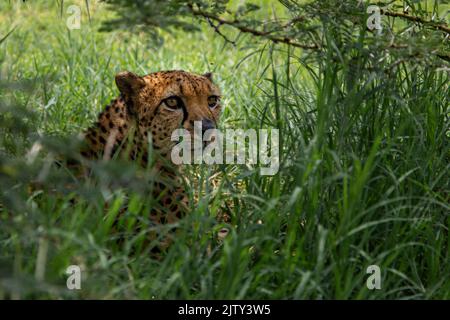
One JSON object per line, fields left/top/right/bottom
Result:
{"left": 206, "top": 18, "right": 236, "bottom": 47}
{"left": 381, "top": 9, "right": 450, "bottom": 34}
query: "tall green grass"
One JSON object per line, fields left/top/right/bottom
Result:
{"left": 0, "top": 1, "right": 448, "bottom": 299}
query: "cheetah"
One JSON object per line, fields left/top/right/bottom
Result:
{"left": 80, "top": 70, "right": 223, "bottom": 248}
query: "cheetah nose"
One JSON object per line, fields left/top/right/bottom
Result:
{"left": 201, "top": 118, "right": 215, "bottom": 135}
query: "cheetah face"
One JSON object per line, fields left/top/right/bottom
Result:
{"left": 115, "top": 70, "right": 222, "bottom": 157}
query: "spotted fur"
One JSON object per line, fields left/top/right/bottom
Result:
{"left": 80, "top": 70, "right": 222, "bottom": 249}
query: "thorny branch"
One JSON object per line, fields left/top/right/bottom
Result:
{"left": 187, "top": 4, "right": 320, "bottom": 50}
{"left": 187, "top": 4, "right": 449, "bottom": 62}
{"left": 381, "top": 9, "right": 450, "bottom": 34}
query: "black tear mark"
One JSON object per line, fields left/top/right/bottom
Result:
{"left": 157, "top": 97, "right": 189, "bottom": 126}
{"left": 181, "top": 103, "right": 188, "bottom": 124}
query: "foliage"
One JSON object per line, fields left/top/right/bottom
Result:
{"left": 100, "top": 0, "right": 450, "bottom": 61}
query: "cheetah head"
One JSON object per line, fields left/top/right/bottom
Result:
{"left": 115, "top": 70, "right": 222, "bottom": 158}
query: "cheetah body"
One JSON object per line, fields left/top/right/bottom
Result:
{"left": 81, "top": 70, "right": 222, "bottom": 228}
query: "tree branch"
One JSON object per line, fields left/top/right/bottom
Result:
{"left": 186, "top": 4, "right": 449, "bottom": 62}
{"left": 187, "top": 4, "right": 319, "bottom": 50}
{"left": 381, "top": 9, "right": 450, "bottom": 34}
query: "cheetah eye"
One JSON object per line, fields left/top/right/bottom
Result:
{"left": 207, "top": 95, "right": 220, "bottom": 109}
{"left": 163, "top": 96, "right": 182, "bottom": 111}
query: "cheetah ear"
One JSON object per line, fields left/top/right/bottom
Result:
{"left": 203, "top": 72, "right": 213, "bottom": 82}
{"left": 115, "top": 71, "right": 145, "bottom": 97}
